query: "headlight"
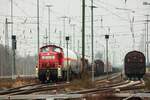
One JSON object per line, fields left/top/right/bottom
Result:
{"left": 42, "top": 55, "right": 55, "bottom": 59}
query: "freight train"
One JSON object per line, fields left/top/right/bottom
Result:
{"left": 37, "top": 45, "right": 84, "bottom": 83}
{"left": 93, "top": 59, "right": 112, "bottom": 76}
{"left": 124, "top": 50, "right": 146, "bottom": 80}
{"left": 94, "top": 59, "right": 104, "bottom": 76}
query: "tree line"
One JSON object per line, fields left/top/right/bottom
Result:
{"left": 0, "top": 44, "right": 37, "bottom": 77}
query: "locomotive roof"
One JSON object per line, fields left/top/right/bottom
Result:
{"left": 40, "top": 45, "right": 63, "bottom": 49}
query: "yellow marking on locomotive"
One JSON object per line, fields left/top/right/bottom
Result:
{"left": 35, "top": 66, "right": 38, "bottom": 77}
{"left": 57, "top": 67, "right": 62, "bottom": 77}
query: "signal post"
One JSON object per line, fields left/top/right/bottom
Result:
{"left": 66, "top": 36, "right": 70, "bottom": 83}
{"left": 105, "top": 35, "right": 109, "bottom": 80}
{"left": 12, "top": 35, "right": 16, "bottom": 79}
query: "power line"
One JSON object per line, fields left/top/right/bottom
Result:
{"left": 88, "top": 0, "right": 129, "bottom": 22}
{"left": 0, "top": 14, "right": 37, "bottom": 19}
{"left": 94, "top": 0, "right": 119, "bottom": 9}
{"left": 10, "top": 1, "right": 30, "bottom": 17}
{"left": 84, "top": 22, "right": 144, "bottom": 28}
{"left": 19, "top": 0, "right": 37, "bottom": 6}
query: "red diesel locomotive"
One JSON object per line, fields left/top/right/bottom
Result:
{"left": 37, "top": 45, "right": 83, "bottom": 82}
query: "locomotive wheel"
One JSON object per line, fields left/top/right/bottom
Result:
{"left": 39, "top": 74, "right": 46, "bottom": 84}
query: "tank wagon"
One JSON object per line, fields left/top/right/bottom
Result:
{"left": 37, "top": 45, "right": 83, "bottom": 82}
{"left": 124, "top": 50, "right": 146, "bottom": 79}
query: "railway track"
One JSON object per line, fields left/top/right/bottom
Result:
{"left": 0, "top": 82, "right": 69, "bottom": 95}
{"left": 69, "top": 80, "right": 144, "bottom": 95}
{"left": 0, "top": 73, "right": 119, "bottom": 95}
{"left": 69, "top": 72, "right": 145, "bottom": 95}
{"left": 0, "top": 73, "right": 145, "bottom": 98}
{"left": 0, "top": 77, "right": 146, "bottom": 100}
{"left": 0, "top": 83, "right": 41, "bottom": 95}
{"left": 0, "top": 83, "right": 44, "bottom": 95}
{"left": 94, "top": 73, "right": 123, "bottom": 87}
{"left": 11, "top": 82, "right": 70, "bottom": 95}
{"left": 0, "top": 73, "right": 119, "bottom": 94}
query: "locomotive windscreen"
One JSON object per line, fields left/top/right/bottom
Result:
{"left": 41, "top": 47, "right": 49, "bottom": 52}
{"left": 52, "top": 47, "right": 62, "bottom": 53}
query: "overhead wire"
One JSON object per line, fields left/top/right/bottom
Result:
{"left": 3, "top": 0, "right": 144, "bottom": 48}
{"left": 94, "top": 0, "right": 120, "bottom": 9}
{"left": 89, "top": 0, "right": 146, "bottom": 49}
{"left": 89, "top": 0, "right": 129, "bottom": 22}
{"left": 19, "top": 0, "right": 37, "bottom": 7}
{"left": 11, "top": 0, "right": 30, "bottom": 17}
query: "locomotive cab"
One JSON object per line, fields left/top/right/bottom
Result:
{"left": 38, "top": 45, "right": 64, "bottom": 82}
{"left": 38, "top": 45, "right": 83, "bottom": 83}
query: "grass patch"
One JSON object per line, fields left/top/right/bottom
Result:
{"left": 143, "top": 74, "right": 150, "bottom": 90}
{"left": 0, "top": 79, "right": 15, "bottom": 89}
{"left": 0, "top": 77, "right": 39, "bottom": 89}
{"left": 67, "top": 71, "right": 93, "bottom": 91}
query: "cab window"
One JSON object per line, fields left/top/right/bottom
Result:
{"left": 52, "top": 47, "right": 61, "bottom": 53}
{"left": 41, "top": 47, "right": 49, "bottom": 52}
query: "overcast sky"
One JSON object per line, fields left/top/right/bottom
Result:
{"left": 0, "top": 0, "right": 149, "bottom": 66}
